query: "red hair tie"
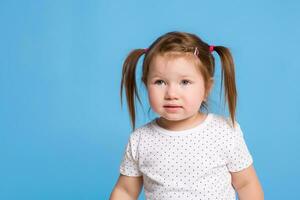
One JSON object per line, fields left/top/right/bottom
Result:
{"left": 209, "top": 45, "right": 215, "bottom": 53}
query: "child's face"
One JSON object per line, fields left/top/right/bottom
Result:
{"left": 147, "top": 54, "right": 207, "bottom": 122}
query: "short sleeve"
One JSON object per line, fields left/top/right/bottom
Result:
{"left": 119, "top": 130, "right": 142, "bottom": 177}
{"left": 226, "top": 123, "right": 253, "bottom": 172}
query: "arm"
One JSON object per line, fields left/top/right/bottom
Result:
{"left": 231, "top": 164, "right": 264, "bottom": 200}
{"left": 110, "top": 174, "right": 143, "bottom": 200}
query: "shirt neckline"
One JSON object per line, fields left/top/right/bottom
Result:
{"left": 150, "top": 113, "right": 214, "bottom": 137}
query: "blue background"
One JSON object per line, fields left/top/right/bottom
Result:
{"left": 1, "top": 0, "right": 299, "bottom": 199}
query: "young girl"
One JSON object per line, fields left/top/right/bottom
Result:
{"left": 110, "top": 31, "right": 264, "bottom": 200}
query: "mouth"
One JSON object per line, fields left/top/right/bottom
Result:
{"left": 163, "top": 105, "right": 183, "bottom": 112}
{"left": 163, "top": 105, "right": 182, "bottom": 108}
{"left": 164, "top": 106, "right": 181, "bottom": 108}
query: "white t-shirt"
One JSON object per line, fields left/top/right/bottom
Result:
{"left": 119, "top": 113, "right": 253, "bottom": 200}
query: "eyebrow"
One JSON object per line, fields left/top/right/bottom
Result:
{"left": 150, "top": 75, "right": 194, "bottom": 79}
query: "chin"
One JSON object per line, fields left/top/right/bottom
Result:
{"left": 160, "top": 115, "right": 187, "bottom": 122}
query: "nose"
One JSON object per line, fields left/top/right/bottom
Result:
{"left": 165, "top": 84, "right": 178, "bottom": 100}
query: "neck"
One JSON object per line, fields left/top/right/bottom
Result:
{"left": 157, "top": 112, "right": 208, "bottom": 131}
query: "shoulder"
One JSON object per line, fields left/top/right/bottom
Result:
{"left": 124, "top": 121, "right": 157, "bottom": 152}
{"left": 209, "top": 113, "right": 243, "bottom": 140}
{"left": 210, "top": 113, "right": 240, "bottom": 130}
{"left": 128, "top": 120, "right": 155, "bottom": 140}
{"left": 209, "top": 114, "right": 246, "bottom": 150}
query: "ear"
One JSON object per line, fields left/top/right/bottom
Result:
{"left": 204, "top": 78, "right": 214, "bottom": 100}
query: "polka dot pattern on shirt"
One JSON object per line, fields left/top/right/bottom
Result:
{"left": 119, "top": 113, "right": 253, "bottom": 200}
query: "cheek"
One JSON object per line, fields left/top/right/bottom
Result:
{"left": 184, "top": 88, "right": 206, "bottom": 108}
{"left": 147, "top": 87, "right": 162, "bottom": 108}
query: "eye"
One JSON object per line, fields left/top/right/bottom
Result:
{"left": 181, "top": 79, "right": 191, "bottom": 85}
{"left": 154, "top": 80, "right": 165, "bottom": 85}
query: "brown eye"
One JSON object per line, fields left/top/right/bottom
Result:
{"left": 181, "top": 80, "right": 191, "bottom": 85}
{"left": 154, "top": 80, "right": 165, "bottom": 85}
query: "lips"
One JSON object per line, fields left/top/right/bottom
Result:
{"left": 163, "top": 105, "right": 182, "bottom": 108}
{"left": 163, "top": 105, "right": 182, "bottom": 112}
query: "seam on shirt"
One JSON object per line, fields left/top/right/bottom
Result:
{"left": 136, "top": 127, "right": 142, "bottom": 170}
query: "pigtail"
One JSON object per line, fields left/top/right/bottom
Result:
{"left": 213, "top": 46, "right": 237, "bottom": 127}
{"left": 120, "top": 49, "right": 146, "bottom": 130}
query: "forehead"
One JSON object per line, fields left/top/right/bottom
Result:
{"left": 148, "top": 53, "right": 202, "bottom": 77}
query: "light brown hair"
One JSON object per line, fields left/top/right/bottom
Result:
{"left": 120, "top": 31, "right": 237, "bottom": 130}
